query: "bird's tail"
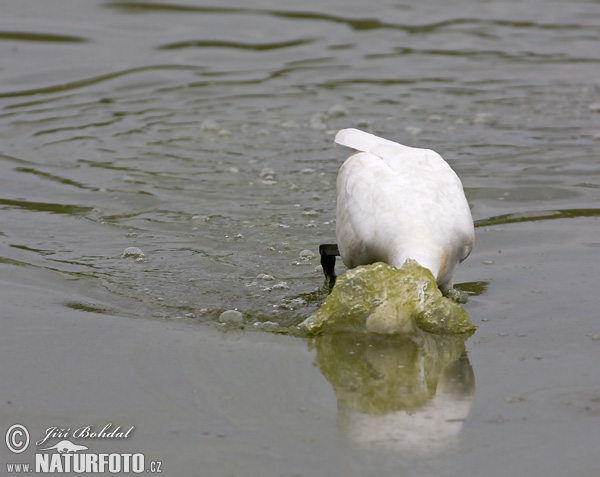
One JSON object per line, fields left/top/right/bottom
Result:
{"left": 334, "top": 128, "right": 400, "bottom": 152}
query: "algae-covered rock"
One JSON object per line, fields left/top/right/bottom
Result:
{"left": 303, "top": 260, "right": 473, "bottom": 335}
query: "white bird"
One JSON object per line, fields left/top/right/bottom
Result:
{"left": 334, "top": 128, "right": 474, "bottom": 295}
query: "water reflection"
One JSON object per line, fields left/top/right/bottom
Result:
{"left": 455, "top": 280, "right": 489, "bottom": 297}
{"left": 311, "top": 332, "right": 474, "bottom": 451}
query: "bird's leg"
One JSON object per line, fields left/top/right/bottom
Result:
{"left": 319, "top": 243, "right": 339, "bottom": 289}
{"left": 443, "top": 287, "right": 469, "bottom": 304}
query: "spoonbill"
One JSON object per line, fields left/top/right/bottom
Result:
{"left": 325, "top": 128, "right": 474, "bottom": 296}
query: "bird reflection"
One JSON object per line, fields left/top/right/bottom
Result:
{"left": 310, "top": 332, "right": 474, "bottom": 452}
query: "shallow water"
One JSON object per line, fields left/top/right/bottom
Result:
{"left": 2, "top": 0, "right": 600, "bottom": 475}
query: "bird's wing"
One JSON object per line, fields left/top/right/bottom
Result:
{"left": 336, "top": 151, "right": 396, "bottom": 266}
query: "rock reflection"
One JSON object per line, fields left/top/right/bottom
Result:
{"left": 311, "top": 332, "right": 474, "bottom": 452}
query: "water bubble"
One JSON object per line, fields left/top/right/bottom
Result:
{"left": 299, "top": 249, "right": 315, "bottom": 260}
{"left": 588, "top": 103, "right": 600, "bottom": 113}
{"left": 219, "top": 310, "right": 244, "bottom": 326}
{"left": 301, "top": 210, "right": 319, "bottom": 217}
{"left": 280, "top": 120, "right": 299, "bottom": 130}
{"left": 256, "top": 274, "right": 275, "bottom": 281}
{"left": 505, "top": 396, "right": 527, "bottom": 403}
{"left": 200, "top": 119, "right": 220, "bottom": 132}
{"left": 309, "top": 120, "right": 326, "bottom": 131}
{"left": 261, "top": 321, "right": 281, "bottom": 332}
{"left": 310, "top": 112, "right": 327, "bottom": 130}
{"left": 121, "top": 247, "right": 145, "bottom": 261}
{"left": 311, "top": 112, "right": 328, "bottom": 123}
{"left": 271, "top": 282, "right": 290, "bottom": 290}
{"left": 327, "top": 104, "right": 348, "bottom": 118}
{"left": 260, "top": 167, "right": 275, "bottom": 179}
{"left": 405, "top": 126, "right": 422, "bottom": 135}
{"left": 474, "top": 112, "right": 495, "bottom": 124}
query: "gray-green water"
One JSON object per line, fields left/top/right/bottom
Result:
{"left": 2, "top": 1, "right": 600, "bottom": 475}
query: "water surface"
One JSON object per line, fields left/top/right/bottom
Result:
{"left": 2, "top": 1, "right": 600, "bottom": 475}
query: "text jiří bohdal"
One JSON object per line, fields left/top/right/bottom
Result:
{"left": 35, "top": 424, "right": 134, "bottom": 446}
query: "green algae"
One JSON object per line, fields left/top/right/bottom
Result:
{"left": 303, "top": 260, "right": 474, "bottom": 335}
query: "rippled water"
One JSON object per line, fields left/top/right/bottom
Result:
{"left": 2, "top": 0, "right": 600, "bottom": 475}
{"left": 2, "top": 0, "right": 598, "bottom": 324}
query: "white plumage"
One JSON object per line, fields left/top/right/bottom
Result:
{"left": 335, "top": 128, "right": 474, "bottom": 294}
